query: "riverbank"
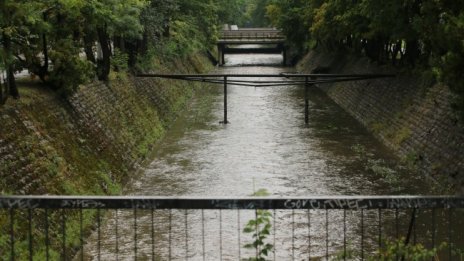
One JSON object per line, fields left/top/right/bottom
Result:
{"left": 0, "top": 53, "right": 213, "bottom": 259}
{"left": 0, "top": 53, "right": 212, "bottom": 196}
{"left": 297, "top": 50, "right": 464, "bottom": 194}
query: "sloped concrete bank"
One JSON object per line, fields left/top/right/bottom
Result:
{"left": 298, "top": 51, "right": 464, "bottom": 194}
{"left": 0, "top": 54, "right": 213, "bottom": 259}
{"left": 0, "top": 53, "right": 212, "bottom": 196}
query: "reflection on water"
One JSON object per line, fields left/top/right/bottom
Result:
{"left": 78, "top": 53, "right": 457, "bottom": 260}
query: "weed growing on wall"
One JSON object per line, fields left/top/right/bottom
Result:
{"left": 334, "top": 239, "right": 447, "bottom": 260}
{"left": 370, "top": 238, "right": 446, "bottom": 261}
{"left": 351, "top": 144, "right": 402, "bottom": 190}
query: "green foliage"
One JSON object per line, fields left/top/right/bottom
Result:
{"left": 243, "top": 189, "right": 273, "bottom": 261}
{"left": 165, "top": 20, "right": 204, "bottom": 58}
{"left": 247, "top": 0, "right": 271, "bottom": 27}
{"left": 1, "top": 0, "right": 245, "bottom": 98}
{"left": 333, "top": 242, "right": 356, "bottom": 261}
{"left": 111, "top": 48, "right": 129, "bottom": 72}
{"left": 392, "top": 127, "right": 412, "bottom": 147}
{"left": 452, "top": 244, "right": 464, "bottom": 261}
{"left": 48, "top": 40, "right": 95, "bottom": 94}
{"left": 265, "top": 0, "right": 464, "bottom": 118}
{"left": 334, "top": 239, "right": 449, "bottom": 260}
{"left": 216, "top": 0, "right": 247, "bottom": 26}
{"left": 267, "top": 0, "right": 311, "bottom": 53}
{"left": 351, "top": 144, "right": 401, "bottom": 188}
{"left": 402, "top": 150, "right": 419, "bottom": 170}
{"left": 370, "top": 238, "right": 445, "bottom": 261}
{"left": 366, "top": 158, "right": 399, "bottom": 183}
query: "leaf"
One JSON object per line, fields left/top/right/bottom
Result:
{"left": 243, "top": 227, "right": 254, "bottom": 233}
{"left": 244, "top": 243, "right": 254, "bottom": 249}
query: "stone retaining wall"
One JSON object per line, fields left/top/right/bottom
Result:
{"left": 0, "top": 54, "right": 211, "bottom": 195}
{"left": 298, "top": 51, "right": 464, "bottom": 194}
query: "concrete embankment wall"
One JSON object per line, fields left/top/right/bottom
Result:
{"left": 0, "top": 54, "right": 212, "bottom": 195}
{"left": 298, "top": 51, "right": 464, "bottom": 194}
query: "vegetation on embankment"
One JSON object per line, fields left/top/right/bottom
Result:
{"left": 0, "top": 0, "right": 230, "bottom": 196}
{"left": 0, "top": 0, "right": 233, "bottom": 258}
{"left": 0, "top": 52, "right": 213, "bottom": 259}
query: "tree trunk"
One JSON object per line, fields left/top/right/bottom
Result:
{"left": 7, "top": 67, "right": 18, "bottom": 99}
{"left": 405, "top": 40, "right": 419, "bottom": 66}
{"left": 140, "top": 31, "right": 148, "bottom": 55}
{"left": 0, "top": 74, "right": 5, "bottom": 104}
{"left": 163, "top": 24, "right": 170, "bottom": 38}
{"left": 126, "top": 40, "right": 137, "bottom": 69}
{"left": 83, "top": 30, "right": 96, "bottom": 64}
{"left": 42, "top": 12, "right": 49, "bottom": 74}
{"left": 392, "top": 40, "right": 401, "bottom": 66}
{"left": 97, "top": 26, "right": 111, "bottom": 81}
{"left": 2, "top": 32, "right": 18, "bottom": 99}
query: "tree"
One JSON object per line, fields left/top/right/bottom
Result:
{"left": 139, "top": 0, "right": 178, "bottom": 54}
{"left": 249, "top": 0, "right": 267, "bottom": 27}
{"left": 267, "top": 0, "right": 311, "bottom": 53}
{"left": 0, "top": 0, "right": 45, "bottom": 100}
{"left": 76, "top": 0, "right": 147, "bottom": 81}
{"left": 216, "top": 0, "right": 247, "bottom": 26}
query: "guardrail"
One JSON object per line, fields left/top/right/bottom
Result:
{"left": 1, "top": 196, "right": 463, "bottom": 260}
{"left": 220, "top": 30, "right": 285, "bottom": 40}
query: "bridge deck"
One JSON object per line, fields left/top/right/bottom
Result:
{"left": 217, "top": 39, "right": 285, "bottom": 44}
{"left": 219, "top": 28, "right": 285, "bottom": 44}
{"left": 217, "top": 28, "right": 286, "bottom": 64}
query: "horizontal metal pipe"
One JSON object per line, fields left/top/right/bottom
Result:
{"left": 0, "top": 195, "right": 462, "bottom": 210}
{"left": 137, "top": 73, "right": 395, "bottom": 78}
{"left": 175, "top": 77, "right": 258, "bottom": 87}
{"left": 145, "top": 76, "right": 393, "bottom": 87}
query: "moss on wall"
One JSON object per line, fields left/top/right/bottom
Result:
{"left": 0, "top": 52, "right": 213, "bottom": 259}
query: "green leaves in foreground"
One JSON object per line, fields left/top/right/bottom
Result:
{"left": 243, "top": 189, "right": 273, "bottom": 261}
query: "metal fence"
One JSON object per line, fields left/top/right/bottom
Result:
{"left": 1, "top": 195, "right": 463, "bottom": 260}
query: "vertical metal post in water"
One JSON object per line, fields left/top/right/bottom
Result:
{"left": 305, "top": 77, "right": 309, "bottom": 125}
{"left": 217, "top": 44, "right": 223, "bottom": 66}
{"left": 223, "top": 76, "right": 229, "bottom": 124}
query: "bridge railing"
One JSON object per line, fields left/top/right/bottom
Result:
{"left": 1, "top": 195, "right": 463, "bottom": 260}
{"left": 220, "top": 30, "right": 285, "bottom": 40}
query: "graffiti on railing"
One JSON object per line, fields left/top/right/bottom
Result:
{"left": 0, "top": 198, "right": 39, "bottom": 209}
{"left": 1, "top": 196, "right": 464, "bottom": 210}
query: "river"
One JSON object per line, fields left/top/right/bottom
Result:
{"left": 79, "top": 51, "right": 458, "bottom": 260}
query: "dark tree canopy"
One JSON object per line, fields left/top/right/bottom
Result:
{"left": 0, "top": 0, "right": 251, "bottom": 101}
{"left": 266, "top": 0, "right": 464, "bottom": 117}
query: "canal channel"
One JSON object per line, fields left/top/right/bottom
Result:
{"left": 79, "top": 51, "right": 458, "bottom": 260}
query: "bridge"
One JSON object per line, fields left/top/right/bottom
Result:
{"left": 217, "top": 27, "right": 286, "bottom": 65}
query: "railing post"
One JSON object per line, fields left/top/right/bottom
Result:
{"left": 222, "top": 76, "right": 229, "bottom": 124}
{"left": 305, "top": 77, "right": 310, "bottom": 125}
